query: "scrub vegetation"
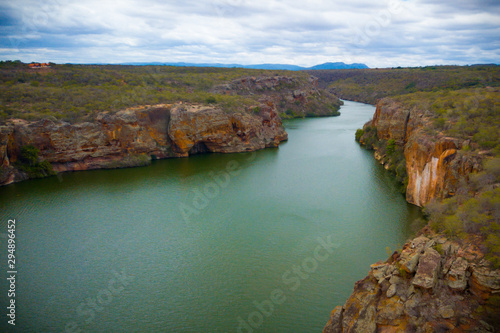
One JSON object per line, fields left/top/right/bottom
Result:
{"left": 0, "top": 60, "right": 336, "bottom": 123}
{"left": 310, "top": 65, "right": 500, "bottom": 104}
{"left": 344, "top": 65, "right": 500, "bottom": 267}
{"left": 16, "top": 145, "right": 54, "bottom": 178}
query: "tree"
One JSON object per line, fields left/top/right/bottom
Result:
{"left": 20, "top": 145, "right": 39, "bottom": 166}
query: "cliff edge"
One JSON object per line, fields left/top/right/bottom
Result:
{"left": 361, "top": 98, "right": 482, "bottom": 207}
{"left": 327, "top": 93, "right": 500, "bottom": 332}
{"left": 0, "top": 102, "right": 287, "bottom": 186}
{"left": 323, "top": 229, "right": 500, "bottom": 332}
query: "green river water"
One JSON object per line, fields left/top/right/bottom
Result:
{"left": 0, "top": 100, "right": 421, "bottom": 332}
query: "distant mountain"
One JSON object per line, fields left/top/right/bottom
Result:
{"left": 117, "top": 61, "right": 369, "bottom": 70}
{"left": 308, "top": 62, "right": 369, "bottom": 70}
{"left": 240, "top": 63, "right": 305, "bottom": 70}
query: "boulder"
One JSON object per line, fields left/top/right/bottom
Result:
{"left": 439, "top": 305, "right": 454, "bottom": 319}
{"left": 389, "top": 275, "right": 401, "bottom": 285}
{"left": 386, "top": 284, "right": 397, "bottom": 298}
{"left": 399, "top": 236, "right": 429, "bottom": 273}
{"left": 370, "top": 262, "right": 389, "bottom": 280}
{"left": 412, "top": 248, "right": 441, "bottom": 289}
{"left": 445, "top": 257, "right": 469, "bottom": 291}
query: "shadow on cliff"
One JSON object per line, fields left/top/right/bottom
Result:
{"left": 0, "top": 149, "right": 279, "bottom": 206}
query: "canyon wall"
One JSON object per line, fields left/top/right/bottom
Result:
{"left": 323, "top": 230, "right": 500, "bottom": 332}
{"left": 324, "top": 98, "right": 498, "bottom": 332}
{"left": 369, "top": 98, "right": 481, "bottom": 207}
{"left": 0, "top": 74, "right": 341, "bottom": 186}
{"left": 0, "top": 103, "right": 287, "bottom": 186}
{"left": 213, "top": 75, "right": 343, "bottom": 117}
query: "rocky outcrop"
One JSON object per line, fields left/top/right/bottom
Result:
{"left": 0, "top": 73, "right": 346, "bottom": 186}
{"left": 368, "top": 98, "right": 481, "bottom": 206}
{"left": 168, "top": 103, "right": 287, "bottom": 156}
{"left": 404, "top": 134, "right": 481, "bottom": 206}
{"left": 213, "top": 75, "right": 343, "bottom": 118}
{"left": 0, "top": 105, "right": 174, "bottom": 182}
{"left": 323, "top": 231, "right": 500, "bottom": 332}
{"left": 411, "top": 247, "right": 441, "bottom": 289}
{"left": 0, "top": 103, "right": 287, "bottom": 186}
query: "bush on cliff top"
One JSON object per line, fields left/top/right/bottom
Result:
{"left": 0, "top": 62, "right": 339, "bottom": 123}
{"left": 425, "top": 158, "right": 500, "bottom": 268}
{"left": 313, "top": 65, "right": 499, "bottom": 104}
{"left": 389, "top": 88, "right": 500, "bottom": 158}
{"left": 354, "top": 86, "right": 499, "bottom": 267}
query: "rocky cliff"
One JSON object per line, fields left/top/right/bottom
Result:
{"left": 213, "top": 75, "right": 342, "bottom": 118}
{"left": 0, "top": 102, "right": 287, "bottom": 186}
{"left": 326, "top": 98, "right": 499, "bottom": 332}
{"left": 323, "top": 229, "right": 500, "bottom": 332}
{"left": 365, "top": 98, "right": 481, "bottom": 207}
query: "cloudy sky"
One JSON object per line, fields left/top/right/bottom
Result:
{"left": 0, "top": 0, "right": 498, "bottom": 68}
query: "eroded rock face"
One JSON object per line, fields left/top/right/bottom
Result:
{"left": 323, "top": 232, "right": 500, "bottom": 333}
{"left": 167, "top": 103, "right": 287, "bottom": 156}
{"left": 370, "top": 98, "right": 481, "bottom": 207}
{"left": 0, "top": 103, "right": 288, "bottom": 186}
{"left": 0, "top": 105, "right": 173, "bottom": 182}
{"left": 371, "top": 99, "right": 411, "bottom": 145}
{"left": 405, "top": 134, "right": 480, "bottom": 206}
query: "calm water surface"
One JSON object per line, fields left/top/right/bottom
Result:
{"left": 0, "top": 101, "right": 421, "bottom": 332}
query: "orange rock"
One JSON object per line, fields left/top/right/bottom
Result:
{"left": 0, "top": 103, "right": 288, "bottom": 185}
{"left": 369, "top": 98, "right": 481, "bottom": 207}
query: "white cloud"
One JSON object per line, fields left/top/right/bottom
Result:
{"left": 0, "top": 0, "right": 498, "bottom": 67}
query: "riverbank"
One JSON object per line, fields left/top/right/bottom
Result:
{"left": 0, "top": 102, "right": 287, "bottom": 186}
{"left": 1, "top": 63, "right": 345, "bottom": 186}
{"left": 323, "top": 93, "right": 500, "bottom": 332}
{"left": 0, "top": 101, "right": 420, "bottom": 332}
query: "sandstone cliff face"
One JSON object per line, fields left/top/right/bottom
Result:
{"left": 0, "top": 105, "right": 173, "bottom": 180}
{"left": 168, "top": 103, "right": 287, "bottom": 156}
{"left": 404, "top": 135, "right": 480, "bottom": 207}
{"left": 323, "top": 231, "right": 500, "bottom": 333}
{"left": 325, "top": 98, "right": 499, "bottom": 332}
{"left": 369, "top": 99, "right": 481, "bottom": 207}
{"left": 0, "top": 103, "right": 287, "bottom": 186}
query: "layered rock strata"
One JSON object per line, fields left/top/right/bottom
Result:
{"left": 0, "top": 103, "right": 287, "bottom": 186}
{"left": 367, "top": 98, "right": 481, "bottom": 207}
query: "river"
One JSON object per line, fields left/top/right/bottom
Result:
{"left": 0, "top": 100, "right": 421, "bottom": 332}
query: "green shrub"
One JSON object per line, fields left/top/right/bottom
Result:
{"left": 359, "top": 126, "right": 378, "bottom": 149}
{"left": 16, "top": 145, "right": 55, "bottom": 178}
{"left": 205, "top": 96, "right": 217, "bottom": 104}
{"left": 434, "top": 243, "right": 444, "bottom": 255}
{"left": 19, "top": 145, "right": 40, "bottom": 166}
{"left": 386, "top": 139, "right": 396, "bottom": 155}
{"left": 355, "top": 129, "right": 364, "bottom": 142}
